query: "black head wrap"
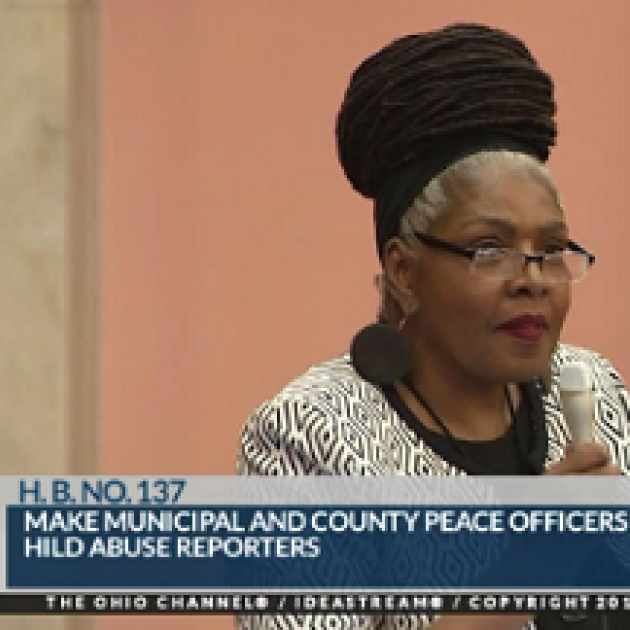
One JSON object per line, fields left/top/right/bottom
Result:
{"left": 335, "top": 24, "right": 557, "bottom": 260}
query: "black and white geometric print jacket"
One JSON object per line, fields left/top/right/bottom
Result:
{"left": 236, "top": 343, "right": 629, "bottom": 630}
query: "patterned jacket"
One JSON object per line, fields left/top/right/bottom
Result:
{"left": 236, "top": 343, "right": 629, "bottom": 630}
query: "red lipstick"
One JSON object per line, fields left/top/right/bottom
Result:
{"left": 498, "top": 314, "right": 548, "bottom": 343}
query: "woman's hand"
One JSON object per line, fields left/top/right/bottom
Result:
{"left": 545, "top": 443, "right": 620, "bottom": 475}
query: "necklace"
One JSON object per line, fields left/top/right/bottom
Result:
{"left": 401, "top": 376, "right": 531, "bottom": 475}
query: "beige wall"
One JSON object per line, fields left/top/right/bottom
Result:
{"left": 0, "top": 0, "right": 98, "bottom": 477}
{"left": 0, "top": 0, "right": 68, "bottom": 478}
{"left": 100, "top": 2, "right": 629, "bottom": 630}
{"left": 0, "top": 1, "right": 98, "bottom": 630}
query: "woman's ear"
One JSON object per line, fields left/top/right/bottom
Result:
{"left": 381, "top": 237, "right": 417, "bottom": 313}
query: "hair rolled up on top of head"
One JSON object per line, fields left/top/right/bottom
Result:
{"left": 334, "top": 23, "right": 560, "bottom": 326}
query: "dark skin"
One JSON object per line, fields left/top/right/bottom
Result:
{"left": 382, "top": 165, "right": 619, "bottom": 475}
{"left": 380, "top": 165, "right": 618, "bottom": 630}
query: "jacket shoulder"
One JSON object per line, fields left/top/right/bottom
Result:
{"left": 237, "top": 356, "right": 391, "bottom": 476}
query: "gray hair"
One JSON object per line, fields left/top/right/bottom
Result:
{"left": 376, "top": 150, "right": 564, "bottom": 322}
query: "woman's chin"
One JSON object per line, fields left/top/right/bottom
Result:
{"left": 494, "top": 355, "right": 552, "bottom": 384}
{"left": 488, "top": 332, "right": 556, "bottom": 379}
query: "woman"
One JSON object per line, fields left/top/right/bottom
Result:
{"left": 237, "top": 23, "right": 628, "bottom": 630}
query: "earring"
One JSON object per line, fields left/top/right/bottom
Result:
{"left": 350, "top": 315, "right": 413, "bottom": 386}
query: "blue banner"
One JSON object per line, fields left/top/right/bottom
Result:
{"left": 7, "top": 505, "right": 630, "bottom": 589}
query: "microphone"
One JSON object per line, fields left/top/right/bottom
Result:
{"left": 557, "top": 363, "right": 616, "bottom": 630}
{"left": 558, "top": 362, "right": 595, "bottom": 445}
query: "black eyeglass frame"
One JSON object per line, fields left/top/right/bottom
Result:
{"left": 413, "top": 231, "right": 595, "bottom": 276}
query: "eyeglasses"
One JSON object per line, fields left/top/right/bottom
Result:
{"left": 413, "top": 232, "right": 595, "bottom": 283}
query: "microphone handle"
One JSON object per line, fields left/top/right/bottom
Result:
{"left": 560, "top": 390, "right": 594, "bottom": 445}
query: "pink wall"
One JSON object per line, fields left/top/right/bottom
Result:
{"left": 101, "top": 2, "right": 629, "bottom": 629}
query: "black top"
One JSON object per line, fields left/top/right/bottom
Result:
{"left": 381, "top": 380, "right": 548, "bottom": 475}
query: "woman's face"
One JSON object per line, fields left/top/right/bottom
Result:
{"left": 408, "top": 165, "right": 571, "bottom": 385}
